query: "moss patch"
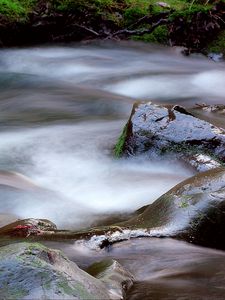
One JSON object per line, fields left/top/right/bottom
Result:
{"left": 207, "top": 30, "right": 225, "bottom": 55}
{"left": 132, "top": 25, "right": 168, "bottom": 44}
{"left": 0, "top": 0, "right": 36, "bottom": 21}
{"left": 114, "top": 122, "right": 128, "bottom": 157}
{"left": 0, "top": 283, "right": 28, "bottom": 299}
{"left": 57, "top": 279, "right": 94, "bottom": 298}
{"left": 160, "top": 141, "right": 224, "bottom": 166}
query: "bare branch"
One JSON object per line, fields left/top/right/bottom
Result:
{"left": 111, "top": 18, "right": 169, "bottom": 38}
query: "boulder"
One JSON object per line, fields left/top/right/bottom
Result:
{"left": 115, "top": 102, "right": 225, "bottom": 171}
{"left": 121, "top": 167, "right": 225, "bottom": 250}
{"left": 0, "top": 242, "right": 111, "bottom": 299}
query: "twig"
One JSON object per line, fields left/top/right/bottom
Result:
{"left": 73, "top": 23, "right": 100, "bottom": 36}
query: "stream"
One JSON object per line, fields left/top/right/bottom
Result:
{"left": 0, "top": 41, "right": 225, "bottom": 299}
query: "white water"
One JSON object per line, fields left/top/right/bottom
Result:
{"left": 0, "top": 41, "right": 224, "bottom": 228}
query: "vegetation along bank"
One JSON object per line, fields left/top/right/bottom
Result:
{"left": 0, "top": 0, "right": 224, "bottom": 54}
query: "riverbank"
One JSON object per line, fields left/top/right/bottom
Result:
{"left": 0, "top": 0, "right": 224, "bottom": 55}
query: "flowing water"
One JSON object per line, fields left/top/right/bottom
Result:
{"left": 46, "top": 238, "right": 225, "bottom": 300}
{"left": 0, "top": 41, "right": 225, "bottom": 298}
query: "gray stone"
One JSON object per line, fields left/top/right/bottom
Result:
{"left": 0, "top": 242, "right": 111, "bottom": 299}
{"left": 118, "top": 102, "right": 225, "bottom": 171}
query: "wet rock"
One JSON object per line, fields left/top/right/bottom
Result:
{"left": 121, "top": 167, "right": 225, "bottom": 250}
{"left": 0, "top": 218, "right": 57, "bottom": 237}
{"left": 0, "top": 222, "right": 129, "bottom": 250}
{"left": 0, "top": 242, "right": 111, "bottom": 299}
{"left": 116, "top": 102, "right": 225, "bottom": 171}
{"left": 87, "top": 259, "right": 134, "bottom": 299}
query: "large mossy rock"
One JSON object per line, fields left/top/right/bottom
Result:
{"left": 0, "top": 242, "right": 111, "bottom": 299}
{"left": 121, "top": 167, "right": 225, "bottom": 250}
{"left": 116, "top": 102, "right": 225, "bottom": 171}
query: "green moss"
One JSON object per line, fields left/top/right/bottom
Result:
{"left": 207, "top": 30, "right": 225, "bottom": 55}
{"left": 124, "top": 6, "right": 148, "bottom": 25}
{"left": 132, "top": 25, "right": 169, "bottom": 44}
{"left": 72, "top": 282, "right": 95, "bottom": 299}
{"left": 57, "top": 280, "right": 94, "bottom": 298}
{"left": 39, "top": 272, "right": 52, "bottom": 290}
{"left": 160, "top": 142, "right": 224, "bottom": 164}
{"left": 0, "top": 0, "right": 36, "bottom": 21}
{"left": 24, "top": 242, "right": 47, "bottom": 256}
{"left": 169, "top": 4, "right": 211, "bottom": 21}
{"left": 58, "top": 280, "right": 76, "bottom": 295}
{"left": 1, "top": 283, "right": 28, "bottom": 299}
{"left": 179, "top": 200, "right": 189, "bottom": 208}
{"left": 114, "top": 123, "right": 128, "bottom": 157}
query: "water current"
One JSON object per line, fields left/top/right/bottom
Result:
{"left": 0, "top": 41, "right": 225, "bottom": 299}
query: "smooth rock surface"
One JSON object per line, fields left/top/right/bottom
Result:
{"left": 121, "top": 167, "right": 225, "bottom": 250}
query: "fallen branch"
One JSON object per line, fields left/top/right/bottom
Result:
{"left": 110, "top": 18, "right": 169, "bottom": 38}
